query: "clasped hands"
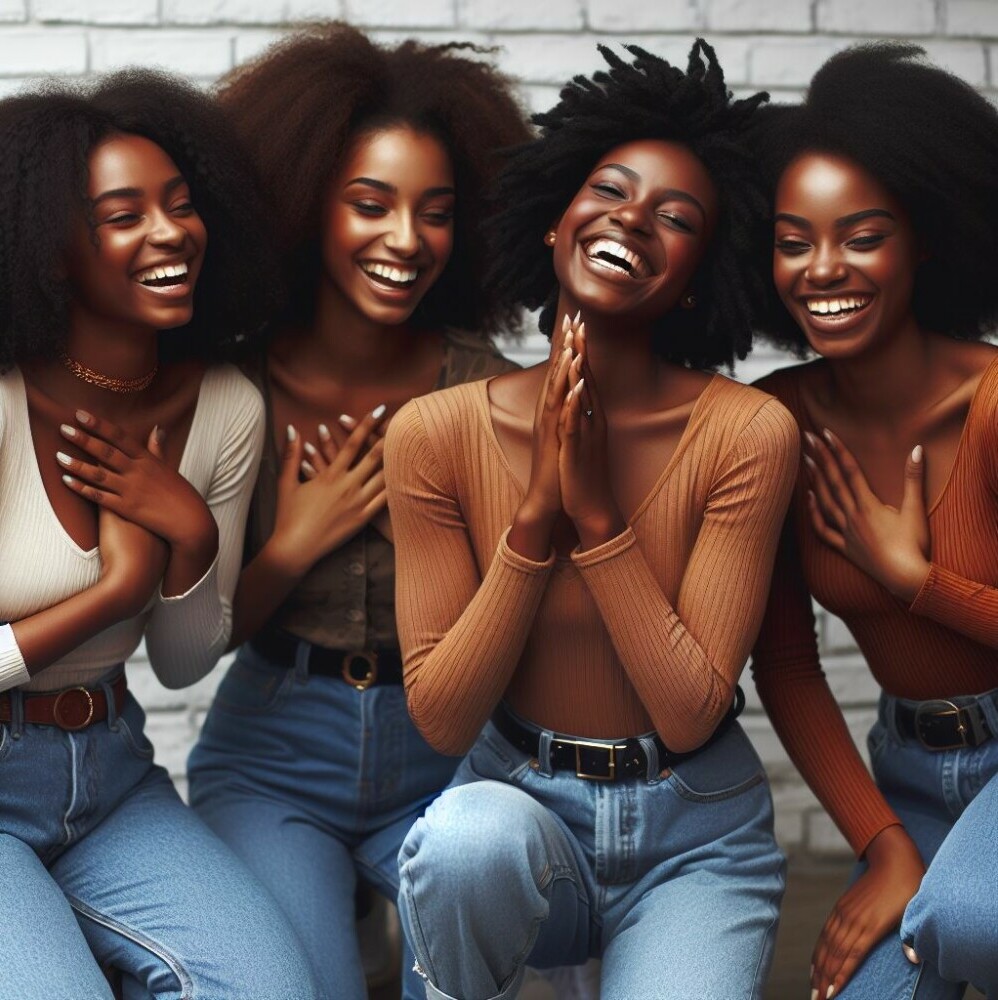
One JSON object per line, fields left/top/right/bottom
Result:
{"left": 515, "top": 311, "right": 625, "bottom": 557}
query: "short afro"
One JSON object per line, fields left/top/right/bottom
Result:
{"left": 0, "top": 70, "right": 277, "bottom": 370}
{"left": 218, "top": 22, "right": 530, "bottom": 337}
{"left": 488, "top": 40, "right": 769, "bottom": 370}
{"left": 752, "top": 43, "right": 998, "bottom": 351}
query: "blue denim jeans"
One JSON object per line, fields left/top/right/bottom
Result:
{"left": 187, "top": 640, "right": 459, "bottom": 1000}
{"left": 838, "top": 691, "right": 998, "bottom": 1000}
{"left": 0, "top": 680, "right": 317, "bottom": 1000}
{"left": 398, "top": 715, "right": 785, "bottom": 1000}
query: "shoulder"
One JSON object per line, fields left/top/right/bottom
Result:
{"left": 0, "top": 365, "right": 19, "bottom": 441}
{"left": 199, "top": 364, "right": 266, "bottom": 428}
{"left": 442, "top": 328, "right": 520, "bottom": 385}
{"left": 752, "top": 359, "right": 824, "bottom": 418}
{"left": 707, "top": 373, "right": 798, "bottom": 442}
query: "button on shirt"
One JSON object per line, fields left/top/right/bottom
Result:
{"left": 246, "top": 329, "right": 518, "bottom": 651}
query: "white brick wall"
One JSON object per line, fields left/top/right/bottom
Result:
{"left": 6, "top": 0, "right": 997, "bottom": 857}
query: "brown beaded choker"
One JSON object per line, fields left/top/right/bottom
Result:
{"left": 60, "top": 353, "right": 157, "bottom": 393}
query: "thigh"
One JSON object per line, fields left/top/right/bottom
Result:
{"left": 197, "top": 791, "right": 366, "bottom": 1000}
{"left": 0, "top": 833, "right": 114, "bottom": 1000}
{"left": 49, "top": 770, "right": 318, "bottom": 1000}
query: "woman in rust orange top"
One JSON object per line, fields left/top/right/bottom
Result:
{"left": 386, "top": 42, "right": 798, "bottom": 1000}
{"left": 751, "top": 44, "right": 998, "bottom": 1000}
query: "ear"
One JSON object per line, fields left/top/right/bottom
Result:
{"left": 544, "top": 215, "right": 563, "bottom": 247}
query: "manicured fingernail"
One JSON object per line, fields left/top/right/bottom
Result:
{"left": 562, "top": 313, "right": 570, "bottom": 334}
{"left": 911, "top": 444, "right": 923, "bottom": 463}
{"left": 60, "top": 423, "right": 77, "bottom": 438}
{"left": 822, "top": 428, "right": 834, "bottom": 444}
{"left": 810, "top": 990, "right": 818, "bottom": 1000}
{"left": 304, "top": 442, "right": 317, "bottom": 457}
{"left": 62, "top": 474, "right": 75, "bottom": 486}
{"left": 827, "top": 987, "right": 836, "bottom": 999}
{"left": 287, "top": 424, "right": 297, "bottom": 442}
{"left": 318, "top": 423, "right": 331, "bottom": 440}
{"left": 803, "top": 454, "right": 816, "bottom": 470}
{"left": 154, "top": 424, "right": 165, "bottom": 444}
{"left": 803, "top": 431, "right": 817, "bottom": 447}
{"left": 56, "top": 451, "right": 72, "bottom": 465}
{"left": 903, "top": 943, "right": 920, "bottom": 964}
{"left": 574, "top": 377, "right": 585, "bottom": 395}
{"left": 76, "top": 409, "right": 92, "bottom": 425}
{"left": 301, "top": 461, "right": 316, "bottom": 477}
{"left": 573, "top": 309, "right": 581, "bottom": 324}
{"left": 372, "top": 404, "right": 387, "bottom": 420}
{"left": 337, "top": 414, "right": 355, "bottom": 428}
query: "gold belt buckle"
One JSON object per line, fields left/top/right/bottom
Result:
{"left": 342, "top": 650, "right": 378, "bottom": 692}
{"left": 573, "top": 739, "right": 625, "bottom": 781}
{"left": 53, "top": 687, "right": 95, "bottom": 731}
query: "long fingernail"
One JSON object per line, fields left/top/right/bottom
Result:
{"left": 62, "top": 474, "right": 75, "bottom": 486}
{"left": 562, "top": 313, "right": 570, "bottom": 334}
{"left": 822, "top": 428, "right": 834, "bottom": 444}
{"left": 810, "top": 989, "right": 818, "bottom": 1000}
{"left": 827, "top": 988, "right": 836, "bottom": 999}
{"left": 574, "top": 377, "right": 585, "bottom": 395}
{"left": 337, "top": 414, "right": 355, "bottom": 428}
{"left": 372, "top": 404, "right": 387, "bottom": 420}
{"left": 803, "top": 431, "right": 817, "bottom": 448}
{"left": 911, "top": 444, "right": 923, "bottom": 463}
{"left": 803, "top": 454, "right": 816, "bottom": 471}
{"left": 318, "top": 423, "right": 331, "bottom": 440}
{"left": 301, "top": 461, "right": 316, "bottom": 477}
{"left": 154, "top": 424, "right": 165, "bottom": 444}
{"left": 76, "top": 409, "right": 92, "bottom": 425}
{"left": 287, "top": 424, "right": 297, "bottom": 442}
{"left": 573, "top": 309, "right": 581, "bottom": 324}
{"left": 903, "top": 943, "right": 920, "bottom": 964}
{"left": 56, "top": 451, "right": 72, "bottom": 465}
{"left": 304, "top": 442, "right": 317, "bottom": 457}
{"left": 60, "top": 423, "right": 77, "bottom": 438}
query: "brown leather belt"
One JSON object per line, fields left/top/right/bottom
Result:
{"left": 0, "top": 673, "right": 127, "bottom": 731}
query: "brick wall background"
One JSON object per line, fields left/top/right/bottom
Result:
{"left": 7, "top": 0, "right": 996, "bottom": 857}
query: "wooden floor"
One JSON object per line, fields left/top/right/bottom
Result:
{"left": 370, "top": 855, "right": 984, "bottom": 999}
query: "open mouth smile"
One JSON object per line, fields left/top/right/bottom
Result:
{"left": 804, "top": 295, "right": 872, "bottom": 319}
{"left": 583, "top": 238, "right": 650, "bottom": 280}
{"left": 135, "top": 261, "right": 189, "bottom": 288}
{"left": 360, "top": 261, "right": 420, "bottom": 290}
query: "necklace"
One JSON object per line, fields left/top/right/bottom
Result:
{"left": 60, "top": 352, "right": 158, "bottom": 393}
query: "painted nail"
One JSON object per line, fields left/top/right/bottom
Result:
{"left": 301, "top": 461, "right": 316, "bottom": 477}
{"left": 803, "top": 431, "right": 818, "bottom": 448}
{"left": 304, "top": 442, "right": 318, "bottom": 458}
{"left": 562, "top": 313, "right": 570, "bottom": 334}
{"left": 56, "top": 451, "right": 72, "bottom": 465}
{"left": 822, "top": 428, "right": 834, "bottom": 444}
{"left": 911, "top": 444, "right": 923, "bottom": 463}
{"left": 60, "top": 423, "right": 77, "bottom": 438}
{"left": 574, "top": 377, "right": 585, "bottom": 395}
{"left": 827, "top": 987, "right": 836, "bottom": 999}
{"left": 76, "top": 409, "right": 93, "bottom": 425}
{"left": 903, "top": 944, "right": 920, "bottom": 964}
{"left": 318, "top": 423, "right": 331, "bottom": 440}
{"left": 337, "top": 414, "right": 355, "bottom": 428}
{"left": 62, "top": 474, "right": 75, "bottom": 486}
{"left": 372, "top": 404, "right": 387, "bottom": 420}
{"left": 573, "top": 309, "right": 581, "bottom": 325}
{"left": 155, "top": 425, "right": 165, "bottom": 445}
{"left": 287, "top": 424, "right": 297, "bottom": 442}
{"left": 810, "top": 989, "right": 818, "bottom": 1000}
{"left": 803, "top": 454, "right": 817, "bottom": 470}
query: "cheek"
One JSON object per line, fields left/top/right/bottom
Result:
{"left": 424, "top": 224, "right": 454, "bottom": 270}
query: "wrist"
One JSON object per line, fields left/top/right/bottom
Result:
{"left": 509, "top": 501, "right": 558, "bottom": 563}
{"left": 573, "top": 507, "right": 626, "bottom": 552}
{"left": 890, "top": 557, "right": 931, "bottom": 604}
{"left": 259, "top": 533, "right": 313, "bottom": 582}
{"left": 167, "top": 510, "right": 219, "bottom": 565}
{"left": 96, "top": 573, "right": 152, "bottom": 622}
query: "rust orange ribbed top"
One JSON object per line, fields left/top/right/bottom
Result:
{"left": 384, "top": 374, "right": 799, "bottom": 756}
{"left": 751, "top": 357, "right": 998, "bottom": 855}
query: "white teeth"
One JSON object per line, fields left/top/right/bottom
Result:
{"left": 585, "top": 238, "right": 647, "bottom": 278}
{"left": 136, "top": 261, "right": 189, "bottom": 284}
{"left": 805, "top": 296, "right": 870, "bottom": 316}
{"left": 361, "top": 262, "right": 418, "bottom": 284}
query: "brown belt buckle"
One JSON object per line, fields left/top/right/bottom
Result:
{"left": 342, "top": 651, "right": 378, "bottom": 692}
{"left": 573, "top": 740, "right": 625, "bottom": 781}
{"left": 915, "top": 699, "right": 969, "bottom": 750}
{"left": 53, "top": 687, "right": 95, "bottom": 731}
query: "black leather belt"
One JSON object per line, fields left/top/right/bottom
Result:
{"left": 250, "top": 630, "right": 403, "bottom": 691}
{"left": 491, "top": 687, "right": 745, "bottom": 781}
{"left": 894, "top": 696, "right": 995, "bottom": 750}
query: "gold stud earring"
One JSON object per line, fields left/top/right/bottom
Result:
{"left": 544, "top": 231, "right": 557, "bottom": 246}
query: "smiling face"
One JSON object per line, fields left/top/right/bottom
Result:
{"left": 66, "top": 133, "right": 206, "bottom": 333}
{"left": 552, "top": 138, "right": 718, "bottom": 326}
{"left": 320, "top": 125, "right": 455, "bottom": 326}
{"left": 773, "top": 151, "right": 922, "bottom": 359}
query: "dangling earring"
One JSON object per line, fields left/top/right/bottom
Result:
{"left": 544, "top": 230, "right": 557, "bottom": 246}
{"left": 681, "top": 292, "right": 697, "bottom": 309}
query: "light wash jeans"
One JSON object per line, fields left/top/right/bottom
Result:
{"left": 187, "top": 639, "right": 459, "bottom": 1000}
{"left": 398, "top": 714, "right": 785, "bottom": 1000}
{"left": 0, "top": 679, "right": 317, "bottom": 1000}
{"left": 837, "top": 691, "right": 998, "bottom": 1000}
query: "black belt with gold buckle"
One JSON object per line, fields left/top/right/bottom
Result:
{"left": 895, "top": 697, "right": 994, "bottom": 750}
{"left": 491, "top": 687, "right": 745, "bottom": 781}
{"left": 250, "top": 631, "right": 403, "bottom": 691}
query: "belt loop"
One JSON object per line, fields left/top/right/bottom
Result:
{"left": 638, "top": 734, "right": 660, "bottom": 782}
{"left": 977, "top": 687, "right": 998, "bottom": 737}
{"left": 536, "top": 730, "right": 554, "bottom": 777}
{"left": 101, "top": 675, "right": 119, "bottom": 730}
{"left": 293, "top": 637, "right": 311, "bottom": 682}
{"left": 882, "top": 692, "right": 903, "bottom": 743}
{"left": 9, "top": 687, "right": 23, "bottom": 739}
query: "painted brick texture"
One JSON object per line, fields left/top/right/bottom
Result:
{"left": 4, "top": 0, "right": 996, "bottom": 857}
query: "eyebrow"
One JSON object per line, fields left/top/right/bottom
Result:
{"left": 775, "top": 208, "right": 896, "bottom": 228}
{"left": 599, "top": 164, "right": 707, "bottom": 220}
{"left": 345, "top": 177, "right": 455, "bottom": 198}
{"left": 91, "top": 175, "right": 187, "bottom": 206}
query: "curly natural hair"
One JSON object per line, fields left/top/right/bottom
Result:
{"left": 218, "top": 21, "right": 530, "bottom": 337}
{"left": 0, "top": 70, "right": 277, "bottom": 370}
{"left": 751, "top": 43, "right": 998, "bottom": 352}
{"left": 487, "top": 40, "right": 769, "bottom": 370}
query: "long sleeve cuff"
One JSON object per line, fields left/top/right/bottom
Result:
{"left": 0, "top": 624, "right": 30, "bottom": 693}
{"left": 498, "top": 526, "right": 557, "bottom": 575}
{"left": 158, "top": 550, "right": 220, "bottom": 603}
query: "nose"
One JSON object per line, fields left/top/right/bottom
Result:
{"left": 147, "top": 208, "right": 187, "bottom": 248}
{"left": 804, "top": 241, "right": 848, "bottom": 287}
{"left": 609, "top": 199, "right": 652, "bottom": 235}
{"left": 384, "top": 210, "right": 420, "bottom": 258}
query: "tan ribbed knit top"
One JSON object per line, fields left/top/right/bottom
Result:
{"left": 751, "top": 357, "right": 998, "bottom": 855}
{"left": 384, "top": 373, "right": 799, "bottom": 756}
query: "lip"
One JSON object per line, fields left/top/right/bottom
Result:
{"left": 357, "top": 259, "right": 424, "bottom": 299}
{"left": 133, "top": 257, "right": 197, "bottom": 301}
{"left": 580, "top": 232, "right": 655, "bottom": 282}
{"left": 796, "top": 292, "right": 875, "bottom": 336}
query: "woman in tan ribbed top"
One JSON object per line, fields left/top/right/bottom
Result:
{"left": 385, "top": 43, "right": 799, "bottom": 1000}
{"left": 749, "top": 45, "right": 998, "bottom": 1000}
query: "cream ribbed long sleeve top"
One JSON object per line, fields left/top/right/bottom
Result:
{"left": 385, "top": 374, "right": 799, "bottom": 756}
{"left": 0, "top": 364, "right": 264, "bottom": 693}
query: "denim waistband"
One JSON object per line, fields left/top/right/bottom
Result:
{"left": 3, "top": 665, "right": 125, "bottom": 738}
{"left": 878, "top": 686, "right": 998, "bottom": 745}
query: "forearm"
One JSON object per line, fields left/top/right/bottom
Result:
{"left": 161, "top": 510, "right": 219, "bottom": 598}
{"left": 227, "top": 540, "right": 305, "bottom": 650}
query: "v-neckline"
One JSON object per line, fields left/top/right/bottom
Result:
{"left": 14, "top": 365, "right": 211, "bottom": 557}
{"left": 791, "top": 353, "right": 998, "bottom": 519}
{"left": 474, "top": 372, "right": 724, "bottom": 527}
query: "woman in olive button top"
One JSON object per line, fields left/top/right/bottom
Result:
{"left": 186, "top": 22, "right": 529, "bottom": 1000}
